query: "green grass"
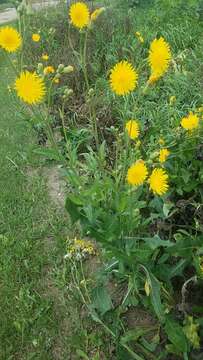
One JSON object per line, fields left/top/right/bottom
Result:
{"left": 0, "top": 58, "right": 70, "bottom": 359}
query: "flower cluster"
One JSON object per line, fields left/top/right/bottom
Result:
{"left": 64, "top": 238, "right": 96, "bottom": 261}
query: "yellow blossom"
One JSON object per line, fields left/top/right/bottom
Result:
{"left": 42, "top": 53, "right": 49, "bottom": 61}
{"left": 69, "top": 2, "right": 90, "bottom": 29}
{"left": 15, "top": 71, "right": 45, "bottom": 105}
{"left": 53, "top": 78, "right": 59, "bottom": 84}
{"left": 158, "top": 137, "right": 165, "bottom": 145}
{"left": 109, "top": 61, "right": 138, "bottom": 96}
{"left": 148, "top": 37, "right": 171, "bottom": 83}
{"left": 127, "top": 160, "right": 148, "bottom": 186}
{"left": 197, "top": 106, "right": 203, "bottom": 113}
{"left": 44, "top": 66, "right": 55, "bottom": 75}
{"left": 149, "top": 168, "right": 169, "bottom": 196}
{"left": 125, "top": 120, "right": 140, "bottom": 140}
{"left": 159, "top": 148, "right": 170, "bottom": 163}
{"left": 0, "top": 26, "right": 22, "bottom": 52}
{"left": 32, "top": 33, "right": 40, "bottom": 42}
{"left": 181, "top": 112, "right": 199, "bottom": 131}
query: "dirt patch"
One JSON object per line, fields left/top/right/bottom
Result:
{"left": 44, "top": 165, "right": 66, "bottom": 208}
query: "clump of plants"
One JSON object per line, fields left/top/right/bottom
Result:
{"left": 1, "top": 0, "right": 203, "bottom": 358}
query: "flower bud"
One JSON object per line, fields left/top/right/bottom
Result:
{"left": 63, "top": 65, "right": 74, "bottom": 74}
{"left": 57, "top": 64, "right": 64, "bottom": 73}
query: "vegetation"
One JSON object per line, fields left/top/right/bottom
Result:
{"left": 1, "top": 0, "right": 203, "bottom": 358}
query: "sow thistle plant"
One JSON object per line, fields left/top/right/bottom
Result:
{"left": 2, "top": 2, "right": 203, "bottom": 357}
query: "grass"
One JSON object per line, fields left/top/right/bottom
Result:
{"left": 0, "top": 57, "right": 70, "bottom": 359}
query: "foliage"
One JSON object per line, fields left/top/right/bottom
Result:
{"left": 1, "top": 0, "right": 203, "bottom": 358}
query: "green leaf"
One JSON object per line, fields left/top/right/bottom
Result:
{"left": 33, "top": 147, "right": 61, "bottom": 161}
{"left": 65, "top": 196, "right": 82, "bottom": 223}
{"left": 91, "top": 285, "right": 113, "bottom": 315}
{"left": 144, "top": 235, "right": 173, "bottom": 250}
{"left": 165, "top": 316, "right": 188, "bottom": 353}
{"left": 76, "top": 349, "right": 89, "bottom": 359}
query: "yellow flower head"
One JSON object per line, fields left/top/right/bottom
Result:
{"left": 135, "top": 31, "right": 144, "bottom": 43}
{"left": 90, "top": 7, "right": 105, "bottom": 21}
{"left": 15, "top": 71, "right": 45, "bottom": 105}
{"left": 32, "top": 33, "right": 40, "bottom": 42}
{"left": 109, "top": 61, "right": 138, "bottom": 96}
{"left": 159, "top": 148, "right": 170, "bottom": 163}
{"left": 149, "top": 168, "right": 169, "bottom": 196}
{"left": 148, "top": 37, "right": 171, "bottom": 80}
{"left": 42, "top": 53, "right": 49, "bottom": 61}
{"left": 0, "top": 26, "right": 21, "bottom": 52}
{"left": 147, "top": 73, "right": 159, "bottom": 85}
{"left": 69, "top": 2, "right": 90, "bottom": 29}
{"left": 181, "top": 112, "right": 199, "bottom": 131}
{"left": 53, "top": 78, "right": 59, "bottom": 84}
{"left": 44, "top": 66, "right": 55, "bottom": 75}
{"left": 125, "top": 120, "right": 140, "bottom": 140}
{"left": 127, "top": 160, "right": 148, "bottom": 186}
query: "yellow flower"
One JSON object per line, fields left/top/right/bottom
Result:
{"left": 90, "top": 7, "right": 105, "bottom": 21}
{"left": 197, "top": 106, "right": 203, "bottom": 113}
{"left": 158, "top": 137, "right": 165, "bottom": 145}
{"left": 147, "top": 73, "right": 159, "bottom": 85}
{"left": 69, "top": 2, "right": 90, "bottom": 29}
{"left": 127, "top": 160, "right": 148, "bottom": 186}
{"left": 149, "top": 168, "right": 169, "bottom": 196}
{"left": 0, "top": 26, "right": 21, "bottom": 52}
{"left": 135, "top": 31, "right": 144, "bottom": 43}
{"left": 15, "top": 71, "right": 45, "bottom": 105}
{"left": 169, "top": 95, "right": 176, "bottom": 105}
{"left": 42, "top": 53, "right": 49, "bottom": 61}
{"left": 44, "top": 66, "right": 55, "bottom": 75}
{"left": 159, "top": 148, "right": 170, "bottom": 163}
{"left": 53, "top": 78, "right": 59, "bottom": 84}
{"left": 32, "top": 33, "right": 40, "bottom": 42}
{"left": 109, "top": 61, "right": 138, "bottom": 96}
{"left": 181, "top": 112, "right": 199, "bottom": 131}
{"left": 148, "top": 37, "right": 171, "bottom": 81}
{"left": 125, "top": 120, "right": 140, "bottom": 140}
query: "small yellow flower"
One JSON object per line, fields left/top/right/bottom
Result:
{"left": 44, "top": 66, "right": 55, "bottom": 75}
{"left": 159, "top": 148, "right": 170, "bottom": 163}
{"left": 147, "top": 73, "right": 159, "bottom": 85}
{"left": 181, "top": 112, "right": 199, "bottom": 131}
{"left": 109, "top": 61, "right": 138, "bottom": 96}
{"left": 149, "top": 168, "right": 169, "bottom": 196}
{"left": 125, "top": 120, "right": 140, "bottom": 140}
{"left": 69, "top": 2, "right": 90, "bottom": 29}
{"left": 32, "top": 33, "right": 40, "bottom": 42}
{"left": 136, "top": 140, "right": 141, "bottom": 148}
{"left": 90, "top": 7, "right": 105, "bottom": 21}
{"left": 135, "top": 31, "right": 144, "bottom": 43}
{"left": 169, "top": 95, "right": 176, "bottom": 105}
{"left": 15, "top": 71, "right": 45, "bottom": 105}
{"left": 148, "top": 37, "right": 171, "bottom": 82}
{"left": 42, "top": 53, "right": 49, "bottom": 61}
{"left": 127, "top": 160, "right": 148, "bottom": 186}
{"left": 158, "top": 137, "right": 165, "bottom": 145}
{"left": 53, "top": 78, "right": 59, "bottom": 84}
{"left": 0, "top": 26, "right": 22, "bottom": 52}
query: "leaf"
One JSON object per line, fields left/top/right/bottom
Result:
{"left": 167, "top": 259, "right": 188, "bottom": 279}
{"left": 33, "top": 147, "right": 61, "bottom": 161}
{"left": 76, "top": 349, "right": 89, "bottom": 360}
{"left": 144, "top": 235, "right": 173, "bottom": 250}
{"left": 65, "top": 196, "right": 82, "bottom": 223}
{"left": 91, "top": 285, "right": 113, "bottom": 315}
{"left": 121, "top": 329, "right": 147, "bottom": 344}
{"left": 141, "top": 266, "right": 164, "bottom": 322}
{"left": 165, "top": 316, "right": 188, "bottom": 353}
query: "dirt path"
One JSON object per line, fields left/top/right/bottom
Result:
{"left": 0, "top": 0, "right": 59, "bottom": 24}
